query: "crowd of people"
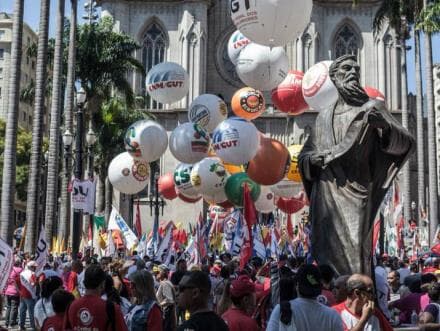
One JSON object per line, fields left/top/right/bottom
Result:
{"left": 2, "top": 250, "right": 440, "bottom": 331}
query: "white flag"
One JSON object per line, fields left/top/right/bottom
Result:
{"left": 35, "top": 225, "right": 48, "bottom": 275}
{"left": 0, "top": 238, "right": 13, "bottom": 291}
{"left": 71, "top": 179, "right": 96, "bottom": 214}
{"left": 108, "top": 208, "right": 138, "bottom": 250}
{"left": 155, "top": 225, "right": 173, "bottom": 262}
{"left": 106, "top": 231, "right": 116, "bottom": 256}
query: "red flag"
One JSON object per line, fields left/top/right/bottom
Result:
{"left": 135, "top": 200, "right": 142, "bottom": 239}
{"left": 286, "top": 214, "right": 294, "bottom": 240}
{"left": 431, "top": 243, "right": 440, "bottom": 256}
{"left": 372, "top": 218, "right": 381, "bottom": 253}
{"left": 241, "top": 184, "right": 255, "bottom": 269}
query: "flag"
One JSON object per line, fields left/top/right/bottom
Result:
{"left": 94, "top": 214, "right": 106, "bottom": 230}
{"left": 108, "top": 207, "right": 138, "bottom": 250}
{"left": 35, "top": 225, "right": 48, "bottom": 275}
{"left": 155, "top": 224, "right": 173, "bottom": 262}
{"left": 372, "top": 217, "right": 381, "bottom": 253}
{"left": 240, "top": 183, "right": 255, "bottom": 269}
{"left": 286, "top": 214, "right": 294, "bottom": 240}
{"left": 195, "top": 213, "right": 207, "bottom": 261}
{"left": 253, "top": 225, "right": 267, "bottom": 260}
{"left": 0, "top": 238, "right": 14, "bottom": 291}
{"left": 135, "top": 200, "right": 142, "bottom": 239}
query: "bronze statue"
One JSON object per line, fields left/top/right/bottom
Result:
{"left": 298, "top": 55, "right": 415, "bottom": 276}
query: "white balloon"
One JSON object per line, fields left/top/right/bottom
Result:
{"left": 270, "top": 179, "right": 302, "bottom": 198}
{"left": 124, "top": 120, "right": 168, "bottom": 162}
{"left": 188, "top": 94, "right": 228, "bottom": 133}
{"left": 302, "top": 61, "right": 339, "bottom": 111}
{"left": 190, "top": 157, "right": 229, "bottom": 196}
{"left": 173, "top": 163, "right": 201, "bottom": 198}
{"left": 108, "top": 152, "right": 149, "bottom": 195}
{"left": 230, "top": 0, "right": 312, "bottom": 47}
{"left": 169, "top": 123, "right": 211, "bottom": 164}
{"left": 227, "top": 30, "right": 251, "bottom": 65}
{"left": 236, "top": 43, "right": 288, "bottom": 91}
{"left": 203, "top": 190, "right": 228, "bottom": 205}
{"left": 255, "top": 186, "right": 276, "bottom": 213}
{"left": 212, "top": 117, "right": 260, "bottom": 165}
{"left": 146, "top": 62, "right": 189, "bottom": 104}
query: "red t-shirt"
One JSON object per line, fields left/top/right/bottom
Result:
{"left": 147, "top": 305, "right": 163, "bottom": 331}
{"left": 222, "top": 307, "right": 261, "bottom": 331}
{"left": 41, "top": 313, "right": 65, "bottom": 331}
{"left": 64, "top": 294, "right": 128, "bottom": 331}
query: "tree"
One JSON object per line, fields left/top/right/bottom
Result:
{"left": 59, "top": 0, "right": 77, "bottom": 250}
{"left": 24, "top": 0, "right": 51, "bottom": 253}
{"left": 92, "top": 98, "right": 152, "bottom": 219}
{"left": 373, "top": 0, "right": 419, "bottom": 223}
{"left": 44, "top": 0, "right": 65, "bottom": 246}
{"left": 418, "top": 0, "right": 440, "bottom": 243}
{"left": 0, "top": 0, "right": 24, "bottom": 244}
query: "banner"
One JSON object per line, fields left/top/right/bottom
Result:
{"left": 108, "top": 208, "right": 139, "bottom": 250}
{"left": 35, "top": 225, "right": 48, "bottom": 275}
{"left": 0, "top": 238, "right": 13, "bottom": 291}
{"left": 71, "top": 179, "right": 96, "bottom": 214}
{"left": 155, "top": 225, "right": 173, "bottom": 261}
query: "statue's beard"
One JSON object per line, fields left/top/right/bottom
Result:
{"left": 335, "top": 78, "right": 370, "bottom": 106}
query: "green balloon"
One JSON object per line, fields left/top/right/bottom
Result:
{"left": 224, "top": 172, "right": 261, "bottom": 207}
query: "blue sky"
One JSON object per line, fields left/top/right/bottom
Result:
{"left": 1, "top": 0, "right": 439, "bottom": 94}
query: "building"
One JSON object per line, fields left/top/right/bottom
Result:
{"left": 97, "top": 0, "right": 408, "bottom": 229}
{"left": 0, "top": 12, "right": 38, "bottom": 131}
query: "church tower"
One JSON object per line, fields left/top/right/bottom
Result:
{"left": 97, "top": 0, "right": 403, "bottom": 227}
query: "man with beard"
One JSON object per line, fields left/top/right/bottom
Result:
{"left": 299, "top": 55, "right": 414, "bottom": 276}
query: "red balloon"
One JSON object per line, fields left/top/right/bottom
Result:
{"left": 271, "top": 70, "right": 309, "bottom": 115}
{"left": 158, "top": 173, "right": 178, "bottom": 200}
{"left": 364, "top": 86, "right": 385, "bottom": 102}
{"left": 247, "top": 136, "right": 290, "bottom": 186}
{"left": 178, "top": 193, "right": 202, "bottom": 204}
{"left": 276, "top": 196, "right": 305, "bottom": 214}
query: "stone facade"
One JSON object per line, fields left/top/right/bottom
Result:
{"left": 98, "top": 0, "right": 407, "bottom": 230}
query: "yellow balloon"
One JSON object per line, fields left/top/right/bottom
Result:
{"left": 287, "top": 145, "right": 303, "bottom": 182}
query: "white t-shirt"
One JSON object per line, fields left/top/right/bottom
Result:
{"left": 339, "top": 307, "right": 381, "bottom": 331}
{"left": 34, "top": 297, "right": 54, "bottom": 329}
{"left": 267, "top": 297, "right": 343, "bottom": 331}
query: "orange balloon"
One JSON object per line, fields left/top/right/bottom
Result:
{"left": 247, "top": 136, "right": 290, "bottom": 186}
{"left": 231, "top": 87, "right": 265, "bottom": 120}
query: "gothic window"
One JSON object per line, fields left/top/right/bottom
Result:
{"left": 142, "top": 22, "right": 168, "bottom": 110}
{"left": 334, "top": 25, "right": 360, "bottom": 59}
{"left": 302, "top": 33, "right": 313, "bottom": 71}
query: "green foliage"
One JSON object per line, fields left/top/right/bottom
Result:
{"left": 416, "top": 2, "right": 440, "bottom": 33}
{"left": 93, "top": 97, "right": 154, "bottom": 177}
{"left": 0, "top": 120, "right": 48, "bottom": 201}
{"left": 76, "top": 16, "right": 144, "bottom": 110}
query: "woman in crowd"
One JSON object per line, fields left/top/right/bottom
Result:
{"left": 4, "top": 258, "right": 22, "bottom": 328}
{"left": 41, "top": 289, "right": 75, "bottom": 331}
{"left": 103, "top": 274, "right": 132, "bottom": 315}
{"left": 34, "top": 275, "right": 63, "bottom": 330}
{"left": 126, "top": 270, "right": 163, "bottom": 331}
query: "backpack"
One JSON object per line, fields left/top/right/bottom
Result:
{"left": 125, "top": 300, "right": 157, "bottom": 331}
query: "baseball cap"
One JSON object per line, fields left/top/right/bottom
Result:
{"left": 229, "top": 275, "right": 255, "bottom": 298}
{"left": 297, "top": 264, "right": 322, "bottom": 298}
{"left": 27, "top": 261, "right": 38, "bottom": 268}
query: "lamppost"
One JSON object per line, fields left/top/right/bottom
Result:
{"left": 62, "top": 88, "right": 86, "bottom": 259}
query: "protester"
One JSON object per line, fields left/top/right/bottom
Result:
{"left": 388, "top": 271, "right": 405, "bottom": 301}
{"left": 19, "top": 260, "right": 38, "bottom": 330}
{"left": 103, "top": 274, "right": 131, "bottom": 314}
{"left": 222, "top": 274, "right": 260, "bottom": 331}
{"left": 41, "top": 289, "right": 74, "bottom": 331}
{"left": 419, "top": 282, "right": 440, "bottom": 328}
{"left": 333, "top": 274, "right": 393, "bottom": 331}
{"left": 333, "top": 275, "right": 350, "bottom": 304}
{"left": 126, "top": 269, "right": 163, "bottom": 330}
{"left": 319, "top": 264, "right": 336, "bottom": 306}
{"left": 389, "top": 274, "right": 423, "bottom": 324}
{"left": 177, "top": 270, "right": 229, "bottom": 331}
{"left": 34, "top": 275, "right": 63, "bottom": 330}
{"left": 267, "top": 264, "right": 343, "bottom": 331}
{"left": 64, "top": 264, "right": 128, "bottom": 330}
{"left": 4, "top": 258, "right": 23, "bottom": 328}
{"left": 156, "top": 264, "right": 177, "bottom": 331}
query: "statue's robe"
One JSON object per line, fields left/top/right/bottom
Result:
{"left": 298, "top": 100, "right": 415, "bottom": 275}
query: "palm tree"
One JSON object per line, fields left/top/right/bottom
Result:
{"left": 24, "top": 0, "right": 51, "bottom": 253}
{"left": 0, "top": 0, "right": 24, "bottom": 244}
{"left": 44, "top": 0, "right": 65, "bottom": 247}
{"left": 418, "top": 0, "right": 440, "bottom": 243}
{"left": 59, "top": 0, "right": 77, "bottom": 251}
{"left": 373, "top": 0, "right": 417, "bottom": 223}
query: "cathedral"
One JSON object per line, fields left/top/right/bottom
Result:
{"left": 97, "top": 0, "right": 404, "bottom": 228}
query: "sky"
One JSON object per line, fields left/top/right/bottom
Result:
{"left": 1, "top": 0, "right": 440, "bottom": 94}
